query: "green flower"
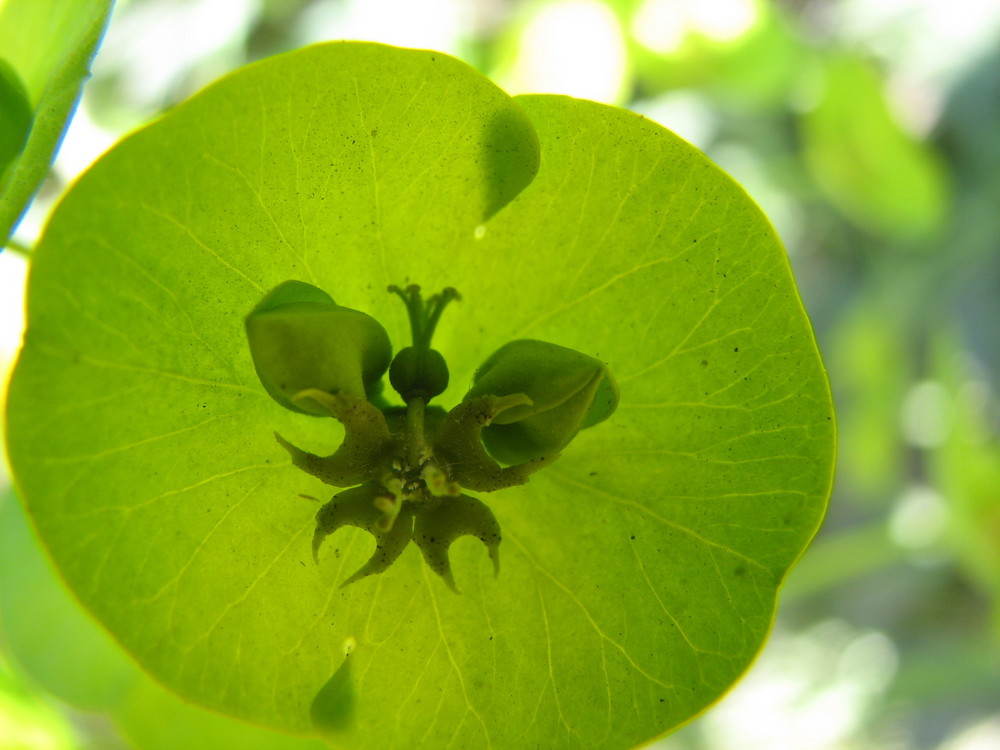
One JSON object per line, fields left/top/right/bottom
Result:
{"left": 246, "top": 283, "right": 617, "bottom": 592}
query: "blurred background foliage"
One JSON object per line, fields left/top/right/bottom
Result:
{"left": 1, "top": 0, "right": 999, "bottom": 748}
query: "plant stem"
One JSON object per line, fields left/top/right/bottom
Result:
{"left": 406, "top": 396, "right": 426, "bottom": 468}
{"left": 3, "top": 239, "right": 32, "bottom": 258}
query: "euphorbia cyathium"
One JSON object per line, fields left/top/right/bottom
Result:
{"left": 246, "top": 281, "right": 619, "bottom": 592}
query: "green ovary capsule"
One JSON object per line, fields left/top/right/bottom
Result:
{"left": 386, "top": 284, "right": 457, "bottom": 404}
{"left": 389, "top": 346, "right": 449, "bottom": 401}
{"left": 464, "top": 339, "right": 620, "bottom": 465}
{"left": 245, "top": 280, "right": 392, "bottom": 416}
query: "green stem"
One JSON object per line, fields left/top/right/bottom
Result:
{"left": 406, "top": 396, "right": 426, "bottom": 468}
{"left": 3, "top": 239, "right": 32, "bottom": 258}
{"left": 388, "top": 284, "right": 460, "bottom": 350}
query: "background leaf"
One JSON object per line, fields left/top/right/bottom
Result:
{"left": 800, "top": 55, "right": 950, "bottom": 242}
{"left": 0, "top": 0, "right": 114, "bottom": 244}
{"left": 6, "top": 42, "right": 833, "bottom": 748}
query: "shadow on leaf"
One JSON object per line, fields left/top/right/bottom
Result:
{"left": 480, "top": 104, "right": 540, "bottom": 221}
{"left": 309, "top": 654, "right": 355, "bottom": 736}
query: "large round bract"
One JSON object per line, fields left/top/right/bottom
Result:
{"left": 6, "top": 42, "right": 834, "bottom": 749}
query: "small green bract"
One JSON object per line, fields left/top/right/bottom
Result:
{"left": 245, "top": 281, "right": 620, "bottom": 592}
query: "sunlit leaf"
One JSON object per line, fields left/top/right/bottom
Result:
{"left": 6, "top": 42, "right": 834, "bottom": 748}
{"left": 0, "top": 487, "right": 333, "bottom": 750}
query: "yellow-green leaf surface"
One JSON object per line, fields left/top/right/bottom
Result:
{"left": 6, "top": 43, "right": 834, "bottom": 748}
{"left": 0, "top": 487, "right": 337, "bottom": 750}
{"left": 0, "top": 0, "right": 113, "bottom": 242}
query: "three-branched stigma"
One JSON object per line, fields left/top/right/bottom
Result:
{"left": 246, "top": 281, "right": 618, "bottom": 592}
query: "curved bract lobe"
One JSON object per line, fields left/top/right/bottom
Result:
{"left": 247, "top": 282, "right": 619, "bottom": 591}
{"left": 466, "top": 339, "right": 620, "bottom": 465}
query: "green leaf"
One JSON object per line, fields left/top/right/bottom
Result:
{"left": 0, "top": 653, "right": 78, "bottom": 750}
{"left": 6, "top": 42, "right": 834, "bottom": 748}
{"left": 0, "top": 487, "right": 334, "bottom": 750}
{"left": 0, "top": 485, "right": 134, "bottom": 711}
{"left": 0, "top": 0, "right": 114, "bottom": 244}
{"left": 829, "top": 294, "right": 908, "bottom": 498}
{"left": 801, "top": 55, "right": 949, "bottom": 241}
{"left": 927, "top": 328, "right": 1000, "bottom": 639}
{"left": 629, "top": 0, "right": 804, "bottom": 108}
